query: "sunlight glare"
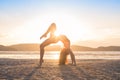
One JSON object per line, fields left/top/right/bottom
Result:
{"left": 53, "top": 53, "right": 59, "bottom": 59}
{"left": 39, "top": 11, "right": 88, "bottom": 43}
{"left": 10, "top": 9, "right": 92, "bottom": 44}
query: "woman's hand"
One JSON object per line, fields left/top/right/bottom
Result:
{"left": 40, "top": 34, "right": 47, "bottom": 39}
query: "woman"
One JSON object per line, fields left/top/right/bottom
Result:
{"left": 40, "top": 23, "right": 59, "bottom": 67}
{"left": 58, "top": 35, "right": 76, "bottom": 66}
{"left": 40, "top": 23, "right": 76, "bottom": 67}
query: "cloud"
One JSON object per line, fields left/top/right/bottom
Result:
{"left": 0, "top": 33, "right": 8, "bottom": 38}
{"left": 0, "top": 34, "right": 5, "bottom": 37}
{"left": 75, "top": 36, "right": 120, "bottom": 48}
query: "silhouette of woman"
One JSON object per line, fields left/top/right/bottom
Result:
{"left": 58, "top": 35, "right": 76, "bottom": 66}
{"left": 40, "top": 23, "right": 76, "bottom": 67}
{"left": 40, "top": 23, "right": 59, "bottom": 67}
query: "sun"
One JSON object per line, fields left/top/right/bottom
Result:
{"left": 38, "top": 10, "right": 87, "bottom": 43}
{"left": 53, "top": 53, "right": 59, "bottom": 59}
{"left": 10, "top": 8, "right": 90, "bottom": 45}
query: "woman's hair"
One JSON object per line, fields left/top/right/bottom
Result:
{"left": 59, "top": 48, "right": 69, "bottom": 65}
{"left": 48, "top": 23, "right": 56, "bottom": 32}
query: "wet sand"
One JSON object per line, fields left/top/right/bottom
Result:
{"left": 0, "top": 59, "right": 120, "bottom": 80}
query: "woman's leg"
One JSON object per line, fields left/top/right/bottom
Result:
{"left": 69, "top": 49, "right": 76, "bottom": 66}
{"left": 39, "top": 39, "right": 55, "bottom": 67}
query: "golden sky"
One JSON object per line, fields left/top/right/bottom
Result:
{"left": 0, "top": 0, "right": 120, "bottom": 47}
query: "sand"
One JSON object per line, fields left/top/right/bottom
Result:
{"left": 0, "top": 59, "right": 120, "bottom": 80}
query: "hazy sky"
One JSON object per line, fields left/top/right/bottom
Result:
{"left": 0, "top": 0, "right": 120, "bottom": 47}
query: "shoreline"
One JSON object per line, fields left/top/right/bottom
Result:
{"left": 0, "top": 58, "right": 120, "bottom": 80}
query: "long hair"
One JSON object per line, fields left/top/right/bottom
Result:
{"left": 59, "top": 48, "right": 69, "bottom": 65}
{"left": 47, "top": 23, "right": 56, "bottom": 38}
{"left": 48, "top": 23, "right": 56, "bottom": 32}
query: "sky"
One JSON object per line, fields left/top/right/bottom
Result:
{"left": 0, "top": 0, "right": 120, "bottom": 47}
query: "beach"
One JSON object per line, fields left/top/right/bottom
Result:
{"left": 0, "top": 59, "right": 120, "bottom": 80}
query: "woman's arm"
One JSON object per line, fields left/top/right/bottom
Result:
{"left": 40, "top": 32, "right": 47, "bottom": 39}
{"left": 40, "top": 25, "right": 52, "bottom": 39}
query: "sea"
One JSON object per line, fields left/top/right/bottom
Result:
{"left": 0, "top": 51, "right": 120, "bottom": 60}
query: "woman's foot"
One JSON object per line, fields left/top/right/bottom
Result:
{"left": 72, "top": 63, "right": 76, "bottom": 66}
{"left": 39, "top": 59, "right": 44, "bottom": 67}
{"left": 73, "top": 64, "right": 76, "bottom": 66}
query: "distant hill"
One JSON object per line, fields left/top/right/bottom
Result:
{"left": 9, "top": 44, "right": 63, "bottom": 51}
{"left": 9, "top": 44, "right": 94, "bottom": 51}
{"left": 0, "top": 45, "right": 17, "bottom": 51}
{"left": 0, "top": 44, "right": 120, "bottom": 51}
{"left": 94, "top": 46, "right": 120, "bottom": 51}
{"left": 71, "top": 45, "right": 94, "bottom": 51}
{"left": 9, "top": 44, "right": 40, "bottom": 51}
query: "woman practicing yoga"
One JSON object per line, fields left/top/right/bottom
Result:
{"left": 40, "top": 23, "right": 76, "bottom": 67}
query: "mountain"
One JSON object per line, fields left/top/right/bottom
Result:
{"left": 9, "top": 44, "right": 40, "bottom": 51}
{"left": 9, "top": 44, "right": 120, "bottom": 51}
{"left": 71, "top": 45, "right": 94, "bottom": 51}
{"left": 0, "top": 45, "right": 17, "bottom": 51}
{"left": 94, "top": 46, "right": 120, "bottom": 51}
{"left": 0, "top": 44, "right": 120, "bottom": 51}
{"left": 9, "top": 44, "right": 61, "bottom": 51}
{"left": 9, "top": 44, "right": 94, "bottom": 51}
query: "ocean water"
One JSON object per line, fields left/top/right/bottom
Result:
{"left": 0, "top": 51, "right": 120, "bottom": 60}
